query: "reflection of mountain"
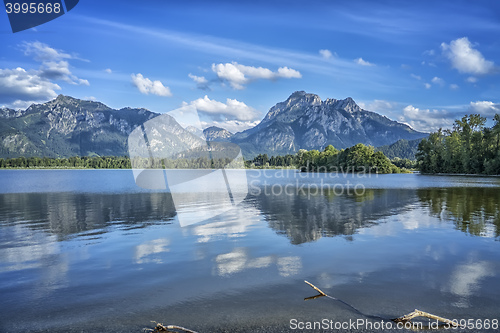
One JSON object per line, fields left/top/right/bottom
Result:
{"left": 0, "top": 192, "right": 176, "bottom": 240}
{"left": 418, "top": 188, "right": 500, "bottom": 238}
{"left": 251, "top": 188, "right": 418, "bottom": 244}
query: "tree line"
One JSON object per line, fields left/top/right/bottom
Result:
{"left": 0, "top": 156, "right": 132, "bottom": 169}
{"left": 246, "top": 144, "right": 403, "bottom": 173}
{"left": 1, "top": 143, "right": 402, "bottom": 174}
{"left": 295, "top": 143, "right": 403, "bottom": 173}
{"left": 416, "top": 114, "right": 500, "bottom": 174}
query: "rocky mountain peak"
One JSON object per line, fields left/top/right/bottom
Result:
{"left": 336, "top": 96, "right": 361, "bottom": 113}
{"left": 286, "top": 91, "right": 321, "bottom": 106}
{"left": 0, "top": 107, "right": 25, "bottom": 118}
{"left": 203, "top": 126, "right": 233, "bottom": 142}
{"left": 231, "top": 91, "right": 427, "bottom": 156}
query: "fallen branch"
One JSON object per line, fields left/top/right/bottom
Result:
{"left": 394, "top": 309, "right": 459, "bottom": 327}
{"left": 304, "top": 280, "right": 458, "bottom": 329}
{"left": 144, "top": 321, "right": 199, "bottom": 333}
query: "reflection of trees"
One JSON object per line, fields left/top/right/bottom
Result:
{"left": 0, "top": 192, "right": 176, "bottom": 240}
{"left": 252, "top": 188, "right": 417, "bottom": 244}
{"left": 418, "top": 188, "right": 500, "bottom": 238}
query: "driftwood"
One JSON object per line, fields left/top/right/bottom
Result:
{"left": 393, "top": 309, "right": 459, "bottom": 327}
{"left": 144, "top": 322, "right": 199, "bottom": 333}
{"left": 304, "top": 280, "right": 459, "bottom": 329}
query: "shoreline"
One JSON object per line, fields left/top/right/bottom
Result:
{"left": 421, "top": 172, "right": 500, "bottom": 177}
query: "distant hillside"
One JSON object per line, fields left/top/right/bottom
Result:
{"left": 376, "top": 138, "right": 425, "bottom": 160}
{"left": 231, "top": 91, "right": 428, "bottom": 158}
{"left": 0, "top": 95, "right": 159, "bottom": 157}
{"left": 203, "top": 126, "right": 233, "bottom": 142}
{"left": 0, "top": 93, "right": 429, "bottom": 159}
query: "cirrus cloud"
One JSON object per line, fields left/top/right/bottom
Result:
{"left": 211, "top": 62, "right": 301, "bottom": 90}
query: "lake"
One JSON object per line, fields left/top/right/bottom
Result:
{"left": 0, "top": 169, "right": 499, "bottom": 332}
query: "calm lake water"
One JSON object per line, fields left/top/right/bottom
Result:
{"left": 0, "top": 169, "right": 499, "bottom": 332}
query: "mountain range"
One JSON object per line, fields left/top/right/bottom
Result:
{"left": 0, "top": 92, "right": 427, "bottom": 159}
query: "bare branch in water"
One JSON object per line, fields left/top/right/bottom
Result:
{"left": 304, "top": 281, "right": 459, "bottom": 329}
{"left": 145, "top": 321, "right": 199, "bottom": 333}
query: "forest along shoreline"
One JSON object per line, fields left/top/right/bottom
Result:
{"left": 0, "top": 143, "right": 408, "bottom": 174}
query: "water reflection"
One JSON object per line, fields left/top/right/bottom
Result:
{"left": 134, "top": 238, "right": 171, "bottom": 264}
{"left": 251, "top": 188, "right": 418, "bottom": 244}
{"left": 213, "top": 247, "right": 302, "bottom": 277}
{"left": 418, "top": 188, "right": 500, "bottom": 238}
{"left": 190, "top": 205, "right": 262, "bottom": 243}
{"left": 0, "top": 192, "right": 176, "bottom": 241}
{"left": 447, "top": 260, "right": 496, "bottom": 308}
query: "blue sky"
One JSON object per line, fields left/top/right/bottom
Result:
{"left": 1, "top": 0, "right": 499, "bottom": 133}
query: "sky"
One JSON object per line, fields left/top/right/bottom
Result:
{"left": 1, "top": 0, "right": 499, "bottom": 133}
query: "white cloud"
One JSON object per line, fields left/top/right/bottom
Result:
{"left": 0, "top": 67, "right": 61, "bottom": 106}
{"left": 424, "top": 83, "right": 431, "bottom": 89}
{"left": 188, "top": 73, "right": 208, "bottom": 85}
{"left": 402, "top": 105, "right": 455, "bottom": 132}
{"left": 21, "top": 41, "right": 89, "bottom": 86}
{"left": 78, "top": 78, "right": 90, "bottom": 86}
{"left": 357, "top": 100, "right": 463, "bottom": 133}
{"left": 200, "top": 119, "right": 259, "bottom": 133}
{"left": 131, "top": 73, "right": 172, "bottom": 97}
{"left": 410, "top": 73, "right": 421, "bottom": 80}
{"left": 188, "top": 73, "right": 210, "bottom": 90}
{"left": 319, "top": 49, "right": 333, "bottom": 59}
{"left": 354, "top": 57, "right": 375, "bottom": 66}
{"left": 104, "top": 68, "right": 112, "bottom": 74}
{"left": 211, "top": 62, "right": 301, "bottom": 90}
{"left": 468, "top": 101, "right": 500, "bottom": 117}
{"left": 8, "top": 99, "right": 37, "bottom": 110}
{"left": 441, "top": 37, "right": 495, "bottom": 75}
{"left": 466, "top": 76, "right": 478, "bottom": 83}
{"left": 189, "top": 95, "right": 259, "bottom": 121}
{"left": 431, "top": 76, "right": 445, "bottom": 86}
{"left": 276, "top": 66, "right": 302, "bottom": 78}
{"left": 358, "top": 99, "right": 397, "bottom": 112}
{"left": 450, "top": 84, "right": 459, "bottom": 90}
{"left": 423, "top": 49, "right": 435, "bottom": 56}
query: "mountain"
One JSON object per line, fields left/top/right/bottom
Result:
{"left": 185, "top": 126, "right": 204, "bottom": 138}
{"left": 0, "top": 93, "right": 428, "bottom": 159}
{"left": 0, "top": 95, "right": 161, "bottom": 157}
{"left": 376, "top": 138, "right": 426, "bottom": 160}
{"left": 203, "top": 126, "right": 233, "bottom": 142}
{"left": 231, "top": 91, "right": 427, "bottom": 157}
{"left": 1, "top": 107, "right": 26, "bottom": 118}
